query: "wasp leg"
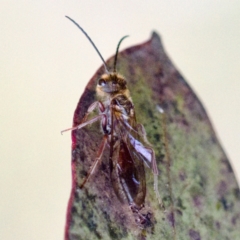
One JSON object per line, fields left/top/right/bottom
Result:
{"left": 136, "top": 123, "right": 146, "bottom": 137}
{"left": 129, "top": 203, "right": 144, "bottom": 213}
{"left": 61, "top": 114, "right": 104, "bottom": 134}
{"left": 61, "top": 101, "right": 105, "bottom": 134}
{"left": 129, "top": 203, "right": 152, "bottom": 227}
{"left": 81, "top": 101, "right": 105, "bottom": 121}
{"left": 145, "top": 147, "right": 165, "bottom": 210}
{"left": 80, "top": 100, "right": 105, "bottom": 115}
{"left": 80, "top": 135, "right": 108, "bottom": 189}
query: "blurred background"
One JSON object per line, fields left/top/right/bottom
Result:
{"left": 1, "top": 1, "right": 239, "bottom": 239}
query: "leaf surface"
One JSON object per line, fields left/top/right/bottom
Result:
{"left": 65, "top": 32, "right": 240, "bottom": 240}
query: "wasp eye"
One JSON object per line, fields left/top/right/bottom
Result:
{"left": 98, "top": 79, "right": 106, "bottom": 86}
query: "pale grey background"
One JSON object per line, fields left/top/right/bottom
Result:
{"left": 1, "top": 1, "right": 239, "bottom": 239}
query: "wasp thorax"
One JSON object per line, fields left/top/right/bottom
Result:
{"left": 96, "top": 72, "right": 127, "bottom": 96}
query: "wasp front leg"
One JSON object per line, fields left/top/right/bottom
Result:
{"left": 61, "top": 101, "right": 105, "bottom": 134}
{"left": 80, "top": 101, "right": 105, "bottom": 122}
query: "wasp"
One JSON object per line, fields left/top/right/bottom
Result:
{"left": 63, "top": 16, "right": 163, "bottom": 225}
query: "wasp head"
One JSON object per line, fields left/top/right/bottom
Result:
{"left": 96, "top": 72, "right": 127, "bottom": 97}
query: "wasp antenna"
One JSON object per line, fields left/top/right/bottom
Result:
{"left": 65, "top": 16, "right": 109, "bottom": 73}
{"left": 113, "top": 35, "right": 129, "bottom": 72}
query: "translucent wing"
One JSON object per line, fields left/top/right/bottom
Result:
{"left": 117, "top": 113, "right": 156, "bottom": 172}
{"left": 109, "top": 101, "right": 148, "bottom": 207}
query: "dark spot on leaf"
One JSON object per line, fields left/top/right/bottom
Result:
{"left": 162, "top": 195, "right": 171, "bottom": 204}
{"left": 176, "top": 198, "right": 186, "bottom": 210}
{"left": 221, "top": 158, "right": 233, "bottom": 173}
{"left": 85, "top": 189, "right": 96, "bottom": 202}
{"left": 189, "top": 229, "right": 201, "bottom": 240}
{"left": 211, "top": 135, "right": 217, "bottom": 144}
{"left": 79, "top": 151, "right": 86, "bottom": 162}
{"left": 233, "top": 188, "right": 240, "bottom": 200}
{"left": 217, "top": 181, "right": 227, "bottom": 197}
{"left": 154, "top": 68, "right": 164, "bottom": 79}
{"left": 153, "top": 133, "right": 160, "bottom": 141}
{"left": 176, "top": 209, "right": 183, "bottom": 216}
{"left": 70, "top": 233, "right": 85, "bottom": 240}
{"left": 201, "top": 215, "right": 214, "bottom": 228}
{"left": 71, "top": 206, "right": 78, "bottom": 214}
{"left": 72, "top": 149, "right": 77, "bottom": 161}
{"left": 179, "top": 170, "right": 187, "bottom": 181}
{"left": 167, "top": 211, "right": 175, "bottom": 227}
{"left": 128, "top": 65, "right": 135, "bottom": 76}
{"left": 147, "top": 109, "right": 153, "bottom": 118}
{"left": 181, "top": 118, "right": 189, "bottom": 127}
{"left": 100, "top": 161, "right": 107, "bottom": 172}
{"left": 79, "top": 169, "right": 87, "bottom": 178}
{"left": 172, "top": 102, "right": 181, "bottom": 115}
{"left": 220, "top": 197, "right": 233, "bottom": 211}
{"left": 87, "top": 216, "right": 95, "bottom": 228}
{"left": 74, "top": 191, "right": 80, "bottom": 202}
{"left": 189, "top": 184, "right": 204, "bottom": 197}
{"left": 231, "top": 213, "right": 240, "bottom": 226}
{"left": 193, "top": 195, "right": 202, "bottom": 208}
{"left": 199, "top": 177, "right": 206, "bottom": 189}
{"left": 160, "top": 101, "right": 168, "bottom": 111}
{"left": 87, "top": 220, "right": 102, "bottom": 239}
{"left": 215, "top": 221, "right": 221, "bottom": 229}
{"left": 106, "top": 214, "right": 127, "bottom": 239}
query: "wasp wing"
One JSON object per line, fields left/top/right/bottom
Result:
{"left": 117, "top": 114, "right": 156, "bottom": 172}
{"left": 109, "top": 104, "right": 148, "bottom": 207}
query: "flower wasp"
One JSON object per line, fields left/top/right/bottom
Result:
{"left": 63, "top": 16, "right": 164, "bottom": 225}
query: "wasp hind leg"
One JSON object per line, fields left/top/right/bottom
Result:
{"left": 129, "top": 203, "right": 152, "bottom": 228}
{"left": 79, "top": 135, "right": 108, "bottom": 189}
{"left": 147, "top": 147, "right": 165, "bottom": 210}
